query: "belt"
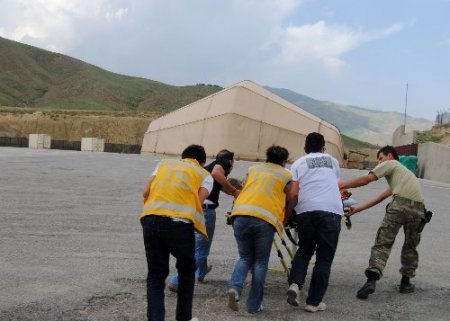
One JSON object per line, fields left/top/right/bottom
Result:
{"left": 202, "top": 203, "right": 218, "bottom": 210}
{"left": 393, "top": 195, "right": 424, "bottom": 207}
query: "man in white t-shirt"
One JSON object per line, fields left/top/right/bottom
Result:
{"left": 286, "top": 132, "right": 344, "bottom": 313}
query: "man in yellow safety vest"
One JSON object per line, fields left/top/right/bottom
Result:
{"left": 140, "top": 144, "right": 213, "bottom": 321}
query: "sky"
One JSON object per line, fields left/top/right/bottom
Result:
{"left": 1, "top": 0, "right": 449, "bottom": 121}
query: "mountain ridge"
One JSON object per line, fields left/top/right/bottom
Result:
{"left": 265, "top": 86, "right": 433, "bottom": 145}
{"left": 0, "top": 36, "right": 222, "bottom": 112}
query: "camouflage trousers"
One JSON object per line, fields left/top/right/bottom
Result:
{"left": 366, "top": 196, "right": 425, "bottom": 279}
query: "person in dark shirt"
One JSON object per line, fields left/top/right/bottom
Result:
{"left": 169, "top": 149, "right": 240, "bottom": 291}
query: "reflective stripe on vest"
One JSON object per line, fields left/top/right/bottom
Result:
{"left": 232, "top": 204, "right": 284, "bottom": 235}
{"left": 163, "top": 159, "right": 209, "bottom": 180}
{"left": 249, "top": 166, "right": 291, "bottom": 184}
{"left": 143, "top": 201, "right": 205, "bottom": 226}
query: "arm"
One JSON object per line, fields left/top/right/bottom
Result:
{"left": 211, "top": 164, "right": 240, "bottom": 198}
{"left": 198, "top": 173, "right": 214, "bottom": 204}
{"left": 283, "top": 181, "right": 299, "bottom": 225}
{"left": 347, "top": 187, "right": 392, "bottom": 216}
{"left": 198, "top": 187, "right": 210, "bottom": 204}
{"left": 339, "top": 172, "right": 378, "bottom": 189}
{"left": 142, "top": 175, "right": 155, "bottom": 203}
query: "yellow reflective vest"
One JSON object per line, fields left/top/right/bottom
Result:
{"left": 230, "top": 162, "right": 292, "bottom": 236}
{"left": 140, "top": 158, "right": 210, "bottom": 237}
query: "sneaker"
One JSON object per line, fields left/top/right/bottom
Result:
{"left": 197, "top": 265, "right": 213, "bottom": 282}
{"left": 286, "top": 283, "right": 300, "bottom": 307}
{"left": 248, "top": 305, "right": 263, "bottom": 314}
{"left": 399, "top": 282, "right": 415, "bottom": 294}
{"left": 228, "top": 288, "right": 240, "bottom": 311}
{"left": 304, "top": 302, "right": 326, "bottom": 312}
{"left": 356, "top": 279, "right": 376, "bottom": 299}
{"left": 168, "top": 282, "right": 178, "bottom": 293}
{"left": 190, "top": 318, "right": 199, "bottom": 321}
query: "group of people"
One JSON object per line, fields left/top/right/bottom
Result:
{"left": 139, "top": 132, "right": 427, "bottom": 321}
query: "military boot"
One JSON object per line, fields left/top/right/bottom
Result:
{"left": 356, "top": 279, "right": 376, "bottom": 299}
{"left": 399, "top": 276, "right": 415, "bottom": 294}
{"left": 357, "top": 271, "right": 378, "bottom": 299}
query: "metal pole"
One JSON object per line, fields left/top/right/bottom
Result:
{"left": 404, "top": 82, "right": 408, "bottom": 130}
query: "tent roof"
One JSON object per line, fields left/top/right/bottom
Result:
{"left": 142, "top": 80, "right": 344, "bottom": 163}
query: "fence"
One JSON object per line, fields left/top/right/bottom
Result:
{"left": 0, "top": 137, "right": 141, "bottom": 154}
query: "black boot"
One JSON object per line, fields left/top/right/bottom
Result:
{"left": 356, "top": 279, "right": 376, "bottom": 299}
{"left": 399, "top": 276, "right": 415, "bottom": 294}
{"left": 356, "top": 271, "right": 378, "bottom": 299}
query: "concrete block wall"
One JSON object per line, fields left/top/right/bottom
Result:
{"left": 418, "top": 142, "right": 450, "bottom": 184}
{"left": 81, "top": 137, "right": 105, "bottom": 152}
{"left": 29, "top": 134, "right": 51, "bottom": 149}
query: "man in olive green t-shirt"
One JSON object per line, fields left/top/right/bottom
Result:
{"left": 339, "top": 146, "right": 425, "bottom": 300}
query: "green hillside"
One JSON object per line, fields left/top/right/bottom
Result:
{"left": 0, "top": 36, "right": 222, "bottom": 112}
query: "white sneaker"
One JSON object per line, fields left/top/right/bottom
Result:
{"left": 190, "top": 318, "right": 199, "bottom": 321}
{"left": 304, "top": 302, "right": 326, "bottom": 312}
{"left": 228, "top": 288, "right": 240, "bottom": 311}
{"left": 287, "top": 283, "right": 300, "bottom": 306}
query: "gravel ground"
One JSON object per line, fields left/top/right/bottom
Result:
{"left": 1, "top": 147, "right": 449, "bottom": 321}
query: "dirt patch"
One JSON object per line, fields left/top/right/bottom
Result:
{"left": 0, "top": 109, "right": 162, "bottom": 145}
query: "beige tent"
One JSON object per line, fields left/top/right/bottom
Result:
{"left": 141, "top": 80, "right": 344, "bottom": 163}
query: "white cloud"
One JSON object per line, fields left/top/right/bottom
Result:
{"left": 267, "top": 21, "right": 363, "bottom": 72}
{"left": 106, "top": 7, "right": 129, "bottom": 21}
{"left": 438, "top": 38, "right": 450, "bottom": 47}
{"left": 267, "top": 20, "right": 405, "bottom": 74}
{"left": 381, "top": 23, "right": 405, "bottom": 37}
{"left": 233, "top": 0, "right": 303, "bottom": 21}
{"left": 0, "top": 0, "right": 130, "bottom": 51}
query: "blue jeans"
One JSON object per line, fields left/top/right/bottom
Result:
{"left": 288, "top": 211, "right": 341, "bottom": 306}
{"left": 228, "top": 216, "right": 275, "bottom": 313}
{"left": 142, "top": 215, "right": 196, "bottom": 321}
{"left": 171, "top": 208, "right": 216, "bottom": 285}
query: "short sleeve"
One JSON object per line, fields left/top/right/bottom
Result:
{"left": 202, "top": 174, "right": 214, "bottom": 194}
{"left": 370, "top": 161, "right": 393, "bottom": 179}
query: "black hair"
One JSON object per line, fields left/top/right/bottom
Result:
{"left": 377, "top": 145, "right": 399, "bottom": 160}
{"left": 304, "top": 132, "right": 325, "bottom": 154}
{"left": 266, "top": 145, "right": 289, "bottom": 165}
{"left": 216, "top": 149, "right": 234, "bottom": 161}
{"left": 181, "top": 144, "right": 207, "bottom": 164}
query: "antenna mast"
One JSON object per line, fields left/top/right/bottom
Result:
{"left": 403, "top": 82, "right": 408, "bottom": 130}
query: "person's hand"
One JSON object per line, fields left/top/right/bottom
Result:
{"left": 228, "top": 177, "right": 243, "bottom": 190}
{"left": 345, "top": 205, "right": 361, "bottom": 217}
{"left": 340, "top": 188, "right": 351, "bottom": 200}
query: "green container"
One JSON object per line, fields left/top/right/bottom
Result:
{"left": 399, "top": 155, "right": 418, "bottom": 175}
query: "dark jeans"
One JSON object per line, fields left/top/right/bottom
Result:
{"left": 142, "top": 215, "right": 196, "bottom": 321}
{"left": 288, "top": 211, "right": 341, "bottom": 306}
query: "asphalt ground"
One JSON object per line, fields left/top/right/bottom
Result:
{"left": 1, "top": 147, "right": 449, "bottom": 321}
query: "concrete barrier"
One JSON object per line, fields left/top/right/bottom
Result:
{"left": 28, "top": 134, "right": 51, "bottom": 149}
{"left": 418, "top": 142, "right": 450, "bottom": 183}
{"left": 81, "top": 137, "right": 105, "bottom": 152}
